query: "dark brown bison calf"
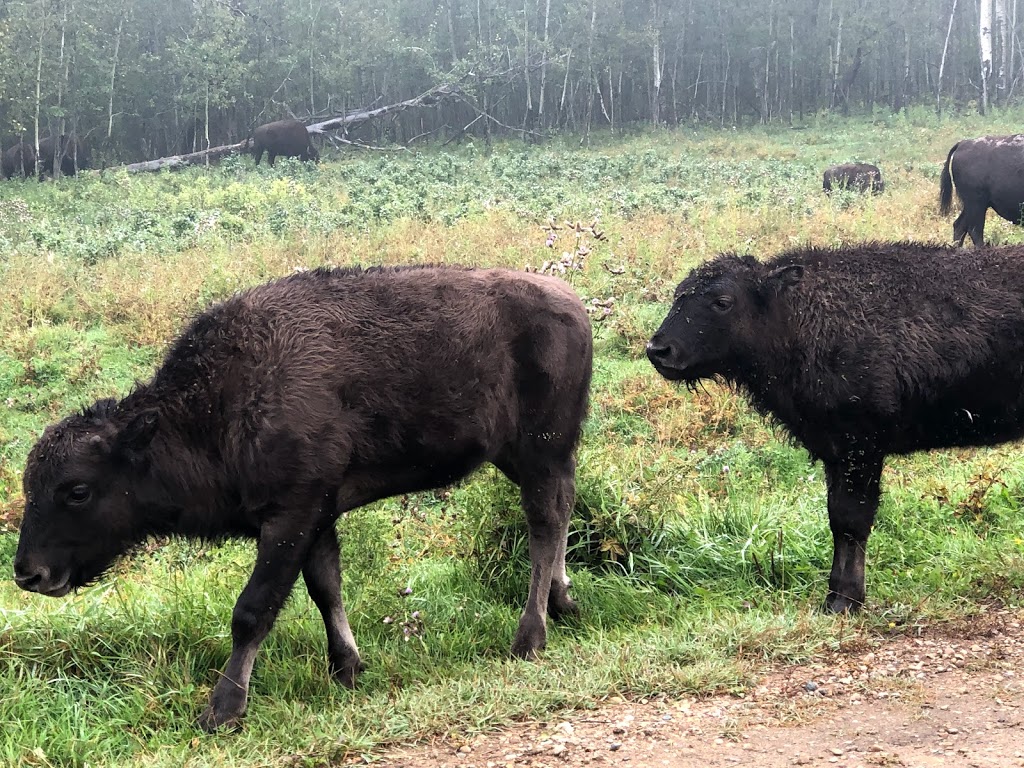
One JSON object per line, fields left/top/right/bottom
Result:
{"left": 647, "top": 242, "right": 1024, "bottom": 614}
{"left": 939, "top": 134, "right": 1024, "bottom": 246}
{"left": 14, "top": 265, "right": 592, "bottom": 731}
{"left": 251, "top": 119, "right": 319, "bottom": 166}
{"left": 822, "top": 162, "right": 884, "bottom": 194}
{"left": 37, "top": 135, "right": 89, "bottom": 178}
{"left": 1, "top": 142, "right": 35, "bottom": 179}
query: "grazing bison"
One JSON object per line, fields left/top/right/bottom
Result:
{"left": 37, "top": 134, "right": 89, "bottom": 178}
{"left": 14, "top": 265, "right": 593, "bottom": 731}
{"left": 939, "top": 134, "right": 1024, "bottom": 246}
{"left": 822, "top": 162, "right": 884, "bottom": 194}
{"left": 251, "top": 119, "right": 319, "bottom": 166}
{"left": 1, "top": 142, "right": 35, "bottom": 179}
{"left": 646, "top": 242, "right": 1024, "bottom": 614}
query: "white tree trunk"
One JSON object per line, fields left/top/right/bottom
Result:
{"left": 651, "top": 0, "right": 662, "bottom": 124}
{"left": 538, "top": 0, "right": 551, "bottom": 117}
{"left": 937, "top": 0, "right": 959, "bottom": 113}
{"left": 980, "top": 0, "right": 994, "bottom": 112}
{"left": 107, "top": 16, "right": 124, "bottom": 138}
{"left": 997, "top": 0, "right": 1009, "bottom": 98}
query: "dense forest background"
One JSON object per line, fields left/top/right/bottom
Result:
{"left": 0, "top": 0, "right": 1019, "bottom": 162}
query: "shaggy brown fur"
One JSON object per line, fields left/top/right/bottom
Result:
{"left": 939, "top": 135, "right": 1024, "bottom": 245}
{"left": 648, "top": 242, "right": 1024, "bottom": 614}
{"left": 15, "top": 265, "right": 593, "bottom": 731}
{"left": 251, "top": 119, "right": 318, "bottom": 166}
{"left": 822, "top": 162, "right": 884, "bottom": 194}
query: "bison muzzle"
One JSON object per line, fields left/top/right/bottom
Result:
{"left": 14, "top": 265, "right": 593, "bottom": 731}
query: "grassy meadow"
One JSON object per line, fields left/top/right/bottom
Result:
{"left": 3, "top": 108, "right": 1024, "bottom": 767}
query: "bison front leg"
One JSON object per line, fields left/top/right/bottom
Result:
{"left": 823, "top": 456, "right": 883, "bottom": 614}
{"left": 511, "top": 460, "right": 575, "bottom": 660}
{"left": 197, "top": 515, "right": 315, "bottom": 732}
{"left": 302, "top": 528, "right": 364, "bottom": 688}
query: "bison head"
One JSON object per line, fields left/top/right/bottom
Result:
{"left": 646, "top": 254, "right": 803, "bottom": 385}
{"left": 14, "top": 399, "right": 160, "bottom": 597}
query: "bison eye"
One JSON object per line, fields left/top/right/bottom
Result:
{"left": 712, "top": 296, "right": 734, "bottom": 312}
{"left": 66, "top": 484, "right": 91, "bottom": 505}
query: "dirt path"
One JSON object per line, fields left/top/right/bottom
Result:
{"left": 375, "top": 607, "right": 1024, "bottom": 768}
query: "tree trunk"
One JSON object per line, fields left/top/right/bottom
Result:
{"left": 107, "top": 16, "right": 124, "bottom": 139}
{"left": 651, "top": 0, "right": 662, "bottom": 125}
{"left": 831, "top": 13, "right": 842, "bottom": 109}
{"left": 538, "top": 0, "right": 551, "bottom": 122}
{"left": 937, "top": 0, "right": 959, "bottom": 113}
{"left": 981, "top": 0, "right": 994, "bottom": 113}
{"left": 997, "top": 0, "right": 1009, "bottom": 102}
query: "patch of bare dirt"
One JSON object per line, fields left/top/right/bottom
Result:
{"left": 371, "top": 607, "right": 1024, "bottom": 767}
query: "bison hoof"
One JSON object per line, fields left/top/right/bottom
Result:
{"left": 196, "top": 705, "right": 245, "bottom": 733}
{"left": 825, "top": 591, "right": 864, "bottom": 614}
{"left": 547, "top": 595, "right": 580, "bottom": 622}
{"left": 511, "top": 614, "right": 547, "bottom": 660}
{"left": 331, "top": 658, "right": 366, "bottom": 689}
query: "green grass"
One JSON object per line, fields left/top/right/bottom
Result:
{"left": 3, "top": 108, "right": 1024, "bottom": 766}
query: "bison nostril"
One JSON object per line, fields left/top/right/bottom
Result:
{"left": 646, "top": 340, "right": 673, "bottom": 359}
{"left": 13, "top": 565, "right": 48, "bottom": 591}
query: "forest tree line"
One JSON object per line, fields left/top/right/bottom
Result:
{"left": 0, "top": 0, "right": 1018, "bottom": 163}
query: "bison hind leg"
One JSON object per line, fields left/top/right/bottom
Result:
{"left": 302, "top": 528, "right": 364, "bottom": 688}
{"left": 509, "top": 454, "right": 579, "bottom": 660}
{"left": 494, "top": 453, "right": 578, "bottom": 624}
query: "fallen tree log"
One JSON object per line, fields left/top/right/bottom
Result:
{"left": 118, "top": 83, "right": 462, "bottom": 174}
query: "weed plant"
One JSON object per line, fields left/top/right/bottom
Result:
{"left": 2, "top": 109, "right": 1024, "bottom": 766}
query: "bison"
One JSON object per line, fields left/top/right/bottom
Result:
{"left": 14, "top": 265, "right": 593, "bottom": 731}
{"left": 647, "top": 242, "right": 1024, "bottom": 614}
{"left": 822, "top": 162, "right": 884, "bottom": 194}
{"left": 37, "top": 134, "right": 89, "bottom": 178}
{"left": 251, "top": 119, "right": 319, "bottom": 166}
{"left": 1, "top": 142, "right": 35, "bottom": 179}
{"left": 939, "top": 134, "right": 1024, "bottom": 246}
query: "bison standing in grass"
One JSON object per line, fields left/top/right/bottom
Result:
{"left": 647, "top": 242, "right": 1024, "bottom": 613}
{"left": 251, "top": 118, "right": 319, "bottom": 166}
{"left": 37, "top": 134, "right": 89, "bottom": 178}
{"left": 1, "top": 142, "right": 34, "bottom": 179}
{"left": 939, "top": 134, "right": 1024, "bottom": 246}
{"left": 822, "top": 162, "right": 884, "bottom": 194}
{"left": 14, "top": 265, "right": 593, "bottom": 731}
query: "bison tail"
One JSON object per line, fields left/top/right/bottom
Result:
{"left": 939, "top": 142, "right": 959, "bottom": 216}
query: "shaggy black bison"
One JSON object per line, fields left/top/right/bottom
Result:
{"left": 1, "top": 142, "right": 34, "bottom": 179}
{"left": 251, "top": 119, "right": 319, "bottom": 166}
{"left": 647, "top": 242, "right": 1024, "bottom": 614}
{"left": 14, "top": 265, "right": 592, "bottom": 731}
{"left": 939, "top": 134, "right": 1024, "bottom": 245}
{"left": 37, "top": 134, "right": 89, "bottom": 178}
{"left": 822, "top": 162, "right": 884, "bottom": 194}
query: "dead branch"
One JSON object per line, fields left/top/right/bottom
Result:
{"left": 306, "top": 83, "right": 462, "bottom": 135}
{"left": 117, "top": 140, "right": 250, "bottom": 173}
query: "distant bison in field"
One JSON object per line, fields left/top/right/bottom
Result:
{"left": 939, "top": 134, "right": 1024, "bottom": 246}
{"left": 647, "top": 242, "right": 1024, "bottom": 614}
{"left": 822, "top": 162, "right": 884, "bottom": 194}
{"left": 1, "top": 142, "right": 35, "bottom": 179}
{"left": 37, "top": 134, "right": 89, "bottom": 178}
{"left": 14, "top": 265, "right": 593, "bottom": 731}
{"left": 251, "top": 119, "right": 319, "bottom": 166}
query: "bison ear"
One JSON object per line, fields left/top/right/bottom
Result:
{"left": 115, "top": 409, "right": 159, "bottom": 465}
{"left": 765, "top": 264, "right": 804, "bottom": 293}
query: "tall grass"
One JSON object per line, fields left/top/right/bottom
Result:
{"left": 2, "top": 111, "right": 1024, "bottom": 766}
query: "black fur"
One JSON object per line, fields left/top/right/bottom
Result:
{"left": 15, "top": 265, "right": 593, "bottom": 731}
{"left": 251, "top": 119, "right": 318, "bottom": 166}
{"left": 648, "top": 242, "right": 1024, "bottom": 613}
{"left": 939, "top": 135, "right": 1024, "bottom": 245}
{"left": 822, "top": 162, "right": 884, "bottom": 194}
